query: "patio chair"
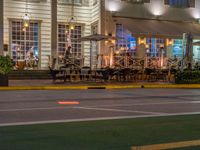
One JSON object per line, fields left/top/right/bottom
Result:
{"left": 81, "top": 67, "right": 91, "bottom": 81}
{"left": 49, "top": 67, "right": 66, "bottom": 83}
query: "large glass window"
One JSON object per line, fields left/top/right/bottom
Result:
{"left": 164, "top": 0, "right": 195, "bottom": 8}
{"left": 58, "top": 24, "right": 82, "bottom": 58}
{"left": 146, "top": 38, "right": 165, "bottom": 57}
{"left": 11, "top": 20, "right": 39, "bottom": 62}
{"left": 193, "top": 40, "right": 200, "bottom": 63}
{"left": 116, "top": 24, "right": 136, "bottom": 52}
{"left": 173, "top": 39, "right": 183, "bottom": 58}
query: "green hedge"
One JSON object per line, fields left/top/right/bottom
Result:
{"left": 175, "top": 70, "right": 200, "bottom": 84}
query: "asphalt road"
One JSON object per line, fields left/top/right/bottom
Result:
{"left": 0, "top": 89, "right": 200, "bottom": 126}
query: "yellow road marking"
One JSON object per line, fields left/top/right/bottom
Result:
{"left": 132, "top": 139, "right": 200, "bottom": 150}
{"left": 0, "top": 84, "right": 200, "bottom": 90}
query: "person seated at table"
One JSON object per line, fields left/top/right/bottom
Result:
{"left": 26, "top": 50, "right": 38, "bottom": 68}
{"left": 64, "top": 46, "right": 72, "bottom": 59}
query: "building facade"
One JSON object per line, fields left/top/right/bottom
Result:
{"left": 1, "top": 0, "right": 101, "bottom": 69}
{"left": 1, "top": 0, "right": 200, "bottom": 70}
{"left": 105, "top": 0, "right": 200, "bottom": 68}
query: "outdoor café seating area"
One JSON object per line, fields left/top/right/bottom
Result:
{"left": 50, "top": 67, "right": 167, "bottom": 83}
{"left": 48, "top": 33, "right": 200, "bottom": 83}
{"left": 49, "top": 52, "right": 185, "bottom": 83}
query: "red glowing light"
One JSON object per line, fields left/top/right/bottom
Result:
{"left": 58, "top": 101, "right": 80, "bottom": 105}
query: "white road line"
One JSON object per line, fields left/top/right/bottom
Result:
{"left": 74, "top": 106, "right": 167, "bottom": 115}
{"left": 78, "top": 101, "right": 193, "bottom": 108}
{"left": 1, "top": 112, "right": 200, "bottom": 127}
{"left": 0, "top": 101, "right": 195, "bottom": 112}
{"left": 0, "top": 106, "right": 71, "bottom": 112}
{"left": 191, "top": 101, "right": 200, "bottom": 103}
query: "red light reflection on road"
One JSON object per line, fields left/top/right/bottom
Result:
{"left": 58, "top": 101, "right": 80, "bottom": 105}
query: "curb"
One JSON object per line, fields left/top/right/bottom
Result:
{"left": 132, "top": 139, "right": 200, "bottom": 150}
{"left": 0, "top": 84, "right": 200, "bottom": 90}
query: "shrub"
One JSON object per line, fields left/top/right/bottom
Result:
{"left": 0, "top": 55, "right": 13, "bottom": 75}
{"left": 175, "top": 70, "right": 200, "bottom": 84}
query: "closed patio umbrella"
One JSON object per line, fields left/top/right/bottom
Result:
{"left": 79, "top": 34, "right": 116, "bottom": 69}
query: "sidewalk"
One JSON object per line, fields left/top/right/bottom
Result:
{"left": 0, "top": 79, "right": 199, "bottom": 90}
{"left": 9, "top": 79, "right": 171, "bottom": 86}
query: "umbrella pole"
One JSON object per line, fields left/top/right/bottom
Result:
{"left": 90, "top": 40, "right": 92, "bottom": 70}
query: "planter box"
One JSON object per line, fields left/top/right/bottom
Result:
{"left": 0, "top": 74, "right": 9, "bottom": 86}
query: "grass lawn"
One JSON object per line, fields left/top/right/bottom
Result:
{"left": 1, "top": 115, "right": 200, "bottom": 150}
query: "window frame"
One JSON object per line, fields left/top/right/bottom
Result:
{"left": 9, "top": 19, "right": 41, "bottom": 67}
{"left": 58, "top": 0, "right": 82, "bottom": 5}
{"left": 57, "top": 23, "right": 83, "bottom": 61}
{"left": 121, "top": 0, "right": 150, "bottom": 4}
{"left": 164, "top": 0, "right": 195, "bottom": 8}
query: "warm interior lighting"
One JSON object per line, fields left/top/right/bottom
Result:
{"left": 120, "top": 47, "right": 125, "bottom": 51}
{"left": 23, "top": 21, "right": 29, "bottom": 28}
{"left": 69, "top": 16, "right": 76, "bottom": 30}
{"left": 159, "top": 44, "right": 164, "bottom": 48}
{"left": 105, "top": 39, "right": 116, "bottom": 44}
{"left": 138, "top": 37, "right": 146, "bottom": 45}
{"left": 68, "top": 0, "right": 76, "bottom": 31}
{"left": 22, "top": 27, "right": 26, "bottom": 32}
{"left": 111, "top": 40, "right": 116, "bottom": 44}
{"left": 69, "top": 23, "right": 75, "bottom": 30}
{"left": 115, "top": 50, "right": 120, "bottom": 55}
{"left": 22, "top": 0, "right": 30, "bottom": 29}
{"left": 166, "top": 38, "right": 174, "bottom": 46}
{"left": 23, "top": 14, "right": 30, "bottom": 28}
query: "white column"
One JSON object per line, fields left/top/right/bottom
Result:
{"left": 0, "top": 0, "right": 3, "bottom": 55}
{"left": 51, "top": 0, "right": 57, "bottom": 60}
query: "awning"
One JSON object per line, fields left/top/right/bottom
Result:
{"left": 114, "top": 17, "right": 200, "bottom": 38}
{"left": 79, "top": 34, "right": 113, "bottom": 41}
{"left": 193, "top": 41, "right": 200, "bottom": 46}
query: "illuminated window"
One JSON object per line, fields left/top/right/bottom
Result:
{"left": 173, "top": 39, "right": 183, "bottom": 58}
{"left": 11, "top": 20, "right": 39, "bottom": 62}
{"left": 116, "top": 24, "right": 136, "bottom": 51}
{"left": 164, "top": 0, "right": 195, "bottom": 8}
{"left": 146, "top": 38, "right": 165, "bottom": 57}
{"left": 58, "top": 24, "right": 82, "bottom": 58}
{"left": 193, "top": 40, "right": 200, "bottom": 63}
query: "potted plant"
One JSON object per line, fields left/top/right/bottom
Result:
{"left": 0, "top": 55, "right": 13, "bottom": 86}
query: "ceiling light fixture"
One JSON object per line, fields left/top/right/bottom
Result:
{"left": 68, "top": 0, "right": 76, "bottom": 30}
{"left": 22, "top": 0, "right": 30, "bottom": 29}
